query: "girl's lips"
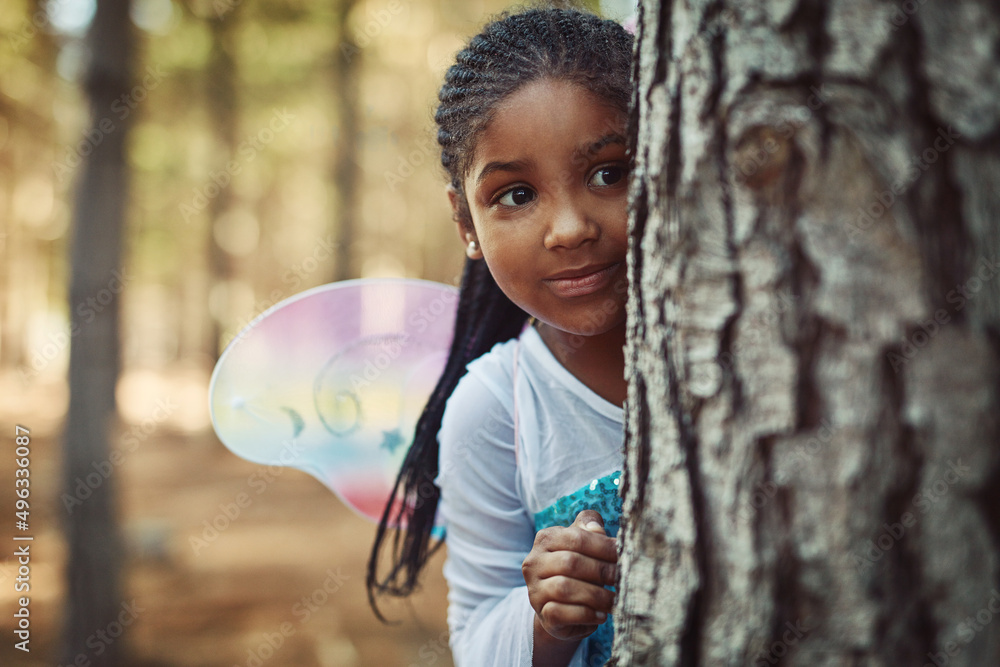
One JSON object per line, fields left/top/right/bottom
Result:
{"left": 543, "top": 262, "right": 622, "bottom": 297}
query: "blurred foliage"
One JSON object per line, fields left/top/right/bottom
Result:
{"left": 0, "top": 0, "right": 627, "bottom": 374}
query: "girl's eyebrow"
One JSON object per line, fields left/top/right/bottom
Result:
{"left": 474, "top": 133, "right": 626, "bottom": 186}
{"left": 476, "top": 159, "right": 533, "bottom": 186}
{"left": 576, "top": 133, "right": 627, "bottom": 159}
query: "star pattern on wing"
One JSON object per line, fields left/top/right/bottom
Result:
{"left": 380, "top": 428, "right": 405, "bottom": 454}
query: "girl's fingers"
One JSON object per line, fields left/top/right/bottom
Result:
{"left": 538, "top": 601, "right": 607, "bottom": 638}
{"left": 527, "top": 548, "right": 618, "bottom": 587}
{"left": 535, "top": 575, "right": 616, "bottom": 614}
{"left": 531, "top": 524, "right": 618, "bottom": 564}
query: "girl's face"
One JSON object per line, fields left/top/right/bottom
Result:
{"left": 451, "top": 77, "right": 629, "bottom": 337}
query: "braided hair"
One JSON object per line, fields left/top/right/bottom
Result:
{"left": 366, "top": 4, "right": 634, "bottom": 620}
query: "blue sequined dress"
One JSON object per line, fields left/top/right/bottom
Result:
{"left": 533, "top": 470, "right": 623, "bottom": 665}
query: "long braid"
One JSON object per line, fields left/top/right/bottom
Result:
{"left": 367, "top": 5, "right": 633, "bottom": 618}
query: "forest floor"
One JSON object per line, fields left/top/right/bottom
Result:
{"left": 0, "top": 367, "right": 452, "bottom": 667}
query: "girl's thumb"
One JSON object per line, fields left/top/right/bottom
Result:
{"left": 578, "top": 510, "right": 605, "bottom": 533}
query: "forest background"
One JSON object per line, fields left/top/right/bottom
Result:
{"left": 0, "top": 0, "right": 635, "bottom": 664}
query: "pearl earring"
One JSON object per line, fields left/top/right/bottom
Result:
{"left": 468, "top": 240, "right": 478, "bottom": 252}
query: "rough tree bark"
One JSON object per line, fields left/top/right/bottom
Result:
{"left": 613, "top": 1, "right": 1000, "bottom": 665}
{"left": 61, "top": 0, "right": 131, "bottom": 664}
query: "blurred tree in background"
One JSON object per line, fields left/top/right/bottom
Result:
{"left": 5, "top": 0, "right": 593, "bottom": 380}
{"left": 62, "top": 0, "right": 131, "bottom": 664}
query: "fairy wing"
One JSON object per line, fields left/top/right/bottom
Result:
{"left": 208, "top": 277, "right": 457, "bottom": 533}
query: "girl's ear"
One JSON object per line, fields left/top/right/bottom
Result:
{"left": 447, "top": 184, "right": 483, "bottom": 260}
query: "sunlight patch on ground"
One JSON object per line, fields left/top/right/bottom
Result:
{"left": 116, "top": 365, "right": 212, "bottom": 433}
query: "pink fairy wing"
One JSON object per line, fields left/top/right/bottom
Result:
{"left": 209, "top": 278, "right": 457, "bottom": 533}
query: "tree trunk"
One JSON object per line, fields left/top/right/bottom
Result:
{"left": 331, "top": 0, "right": 361, "bottom": 282}
{"left": 61, "top": 0, "right": 131, "bottom": 664}
{"left": 613, "top": 1, "right": 1000, "bottom": 665}
{"left": 206, "top": 6, "right": 239, "bottom": 359}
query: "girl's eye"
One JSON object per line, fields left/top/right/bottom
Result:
{"left": 589, "top": 166, "right": 626, "bottom": 187}
{"left": 497, "top": 187, "right": 536, "bottom": 207}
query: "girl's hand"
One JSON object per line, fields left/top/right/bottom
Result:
{"left": 522, "top": 509, "right": 618, "bottom": 642}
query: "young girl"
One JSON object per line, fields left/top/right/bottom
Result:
{"left": 368, "top": 7, "right": 633, "bottom": 666}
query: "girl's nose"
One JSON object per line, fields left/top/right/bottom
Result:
{"left": 543, "top": 196, "right": 598, "bottom": 250}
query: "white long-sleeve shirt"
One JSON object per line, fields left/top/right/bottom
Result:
{"left": 434, "top": 322, "right": 624, "bottom": 666}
